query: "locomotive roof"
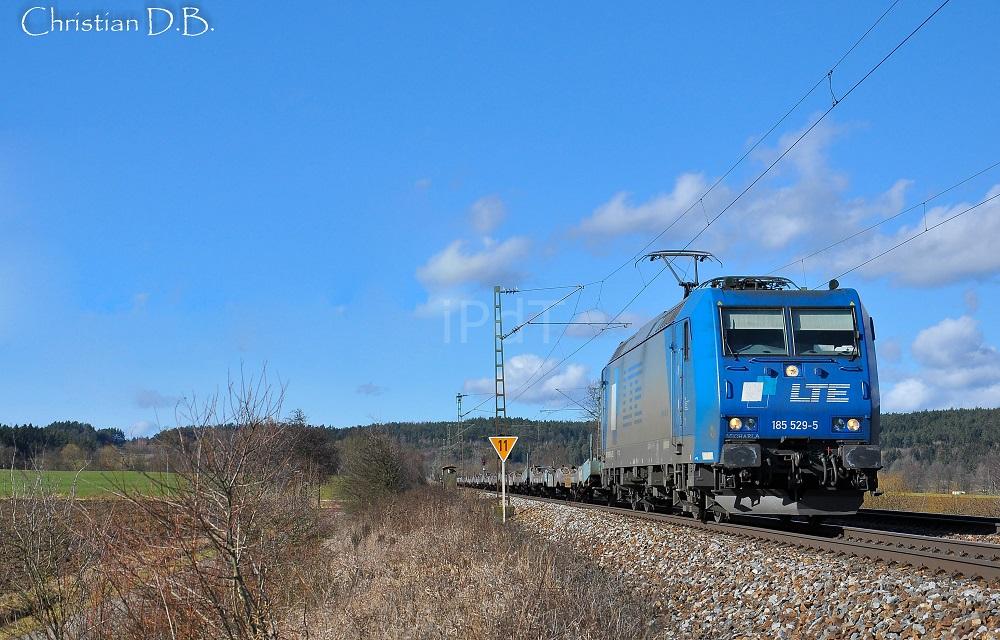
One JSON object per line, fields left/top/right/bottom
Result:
{"left": 610, "top": 300, "right": 684, "bottom": 362}
{"left": 608, "top": 277, "right": 860, "bottom": 364}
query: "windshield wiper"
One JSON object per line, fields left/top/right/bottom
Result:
{"left": 723, "top": 333, "right": 740, "bottom": 360}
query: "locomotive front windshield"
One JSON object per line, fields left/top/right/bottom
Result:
{"left": 792, "top": 308, "right": 857, "bottom": 356}
{"left": 721, "top": 308, "right": 787, "bottom": 355}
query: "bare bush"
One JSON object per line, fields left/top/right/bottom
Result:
{"left": 338, "top": 430, "right": 424, "bottom": 510}
{"left": 87, "top": 370, "right": 331, "bottom": 640}
{"left": 0, "top": 470, "right": 104, "bottom": 639}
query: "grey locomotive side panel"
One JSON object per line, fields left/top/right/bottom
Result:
{"left": 606, "top": 331, "right": 673, "bottom": 468}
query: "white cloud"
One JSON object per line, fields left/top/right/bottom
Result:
{"left": 469, "top": 195, "right": 506, "bottom": 234}
{"left": 882, "top": 314, "right": 1000, "bottom": 412}
{"left": 578, "top": 124, "right": 910, "bottom": 250}
{"left": 463, "top": 353, "right": 589, "bottom": 405}
{"left": 415, "top": 236, "right": 530, "bottom": 316}
{"left": 575, "top": 120, "right": 909, "bottom": 262}
{"left": 883, "top": 378, "right": 932, "bottom": 412}
{"left": 577, "top": 173, "right": 716, "bottom": 237}
{"left": 839, "top": 185, "right": 1000, "bottom": 286}
{"left": 575, "top": 117, "right": 1000, "bottom": 287}
{"left": 417, "top": 237, "right": 529, "bottom": 290}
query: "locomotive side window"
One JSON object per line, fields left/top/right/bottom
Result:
{"left": 683, "top": 320, "right": 691, "bottom": 360}
{"left": 791, "top": 308, "right": 857, "bottom": 356}
{"left": 720, "top": 308, "right": 787, "bottom": 355}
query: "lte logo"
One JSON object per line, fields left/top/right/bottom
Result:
{"left": 790, "top": 383, "right": 850, "bottom": 403}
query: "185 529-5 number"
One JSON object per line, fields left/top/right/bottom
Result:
{"left": 771, "top": 419, "right": 819, "bottom": 431}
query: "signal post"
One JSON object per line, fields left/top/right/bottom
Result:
{"left": 488, "top": 436, "right": 518, "bottom": 523}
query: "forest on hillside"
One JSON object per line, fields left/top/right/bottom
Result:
{"left": 345, "top": 409, "right": 1000, "bottom": 492}
{"left": 3, "top": 408, "right": 999, "bottom": 493}
{"left": 880, "top": 408, "right": 1000, "bottom": 493}
{"left": 330, "top": 416, "right": 598, "bottom": 474}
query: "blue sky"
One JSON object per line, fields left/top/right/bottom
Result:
{"left": 2, "top": 1, "right": 999, "bottom": 434}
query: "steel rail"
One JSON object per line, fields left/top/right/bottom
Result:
{"left": 484, "top": 491, "right": 1000, "bottom": 580}
{"left": 855, "top": 508, "right": 1000, "bottom": 534}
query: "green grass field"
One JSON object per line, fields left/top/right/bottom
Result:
{"left": 0, "top": 471, "right": 346, "bottom": 501}
{"left": 0, "top": 470, "right": 178, "bottom": 498}
{"left": 320, "top": 475, "right": 344, "bottom": 501}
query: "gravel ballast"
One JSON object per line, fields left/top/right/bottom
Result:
{"left": 511, "top": 497, "right": 1000, "bottom": 639}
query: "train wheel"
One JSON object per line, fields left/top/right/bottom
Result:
{"left": 642, "top": 499, "right": 654, "bottom": 513}
{"left": 629, "top": 492, "right": 639, "bottom": 511}
{"left": 712, "top": 510, "right": 728, "bottom": 523}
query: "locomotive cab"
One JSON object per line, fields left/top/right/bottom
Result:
{"left": 600, "top": 270, "right": 881, "bottom": 520}
{"left": 712, "top": 280, "right": 881, "bottom": 516}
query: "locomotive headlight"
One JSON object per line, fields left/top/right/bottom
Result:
{"left": 728, "top": 417, "right": 743, "bottom": 431}
{"left": 785, "top": 364, "right": 799, "bottom": 377}
{"left": 847, "top": 418, "right": 861, "bottom": 432}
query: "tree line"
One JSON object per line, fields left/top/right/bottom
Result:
{"left": 6, "top": 407, "right": 1000, "bottom": 494}
{"left": 880, "top": 407, "right": 1000, "bottom": 493}
{"left": 0, "top": 421, "right": 127, "bottom": 470}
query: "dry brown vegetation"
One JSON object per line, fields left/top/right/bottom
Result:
{"left": 0, "top": 369, "right": 650, "bottom": 639}
{"left": 0, "top": 371, "right": 334, "bottom": 640}
{"left": 80, "top": 376, "right": 331, "bottom": 640}
{"left": 0, "top": 473, "right": 102, "bottom": 639}
{"left": 865, "top": 473, "right": 1000, "bottom": 516}
{"left": 309, "top": 487, "right": 651, "bottom": 639}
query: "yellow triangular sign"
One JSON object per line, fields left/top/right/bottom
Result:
{"left": 489, "top": 436, "right": 518, "bottom": 462}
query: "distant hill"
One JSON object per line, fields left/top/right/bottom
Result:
{"left": 881, "top": 408, "right": 1000, "bottom": 448}
{"left": 880, "top": 408, "right": 1000, "bottom": 493}
{"left": 340, "top": 408, "right": 1000, "bottom": 492}
{"left": 329, "top": 416, "right": 597, "bottom": 474}
{"left": 4, "top": 408, "right": 998, "bottom": 493}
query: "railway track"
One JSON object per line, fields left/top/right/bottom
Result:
{"left": 853, "top": 508, "right": 1000, "bottom": 535}
{"left": 490, "top": 491, "right": 1000, "bottom": 580}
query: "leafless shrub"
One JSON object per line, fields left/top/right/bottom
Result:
{"left": 0, "top": 470, "right": 104, "bottom": 640}
{"left": 87, "top": 369, "right": 332, "bottom": 640}
{"left": 338, "top": 430, "right": 424, "bottom": 510}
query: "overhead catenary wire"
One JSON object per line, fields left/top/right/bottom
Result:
{"left": 598, "top": 0, "right": 905, "bottom": 285}
{"left": 504, "top": 286, "right": 585, "bottom": 401}
{"left": 682, "top": 0, "right": 951, "bottom": 253}
{"left": 765, "top": 159, "right": 1000, "bottom": 277}
{"left": 501, "top": 284, "right": 587, "bottom": 293}
{"left": 502, "top": 285, "right": 584, "bottom": 339}
{"left": 819, "top": 190, "right": 1000, "bottom": 285}
{"left": 510, "top": 261, "right": 671, "bottom": 403}
{"left": 500, "top": 1, "right": 904, "bottom": 298}
{"left": 506, "top": 0, "right": 950, "bottom": 405}
{"left": 460, "top": 394, "right": 497, "bottom": 419}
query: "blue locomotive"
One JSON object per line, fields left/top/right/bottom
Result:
{"left": 600, "top": 252, "right": 881, "bottom": 521}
